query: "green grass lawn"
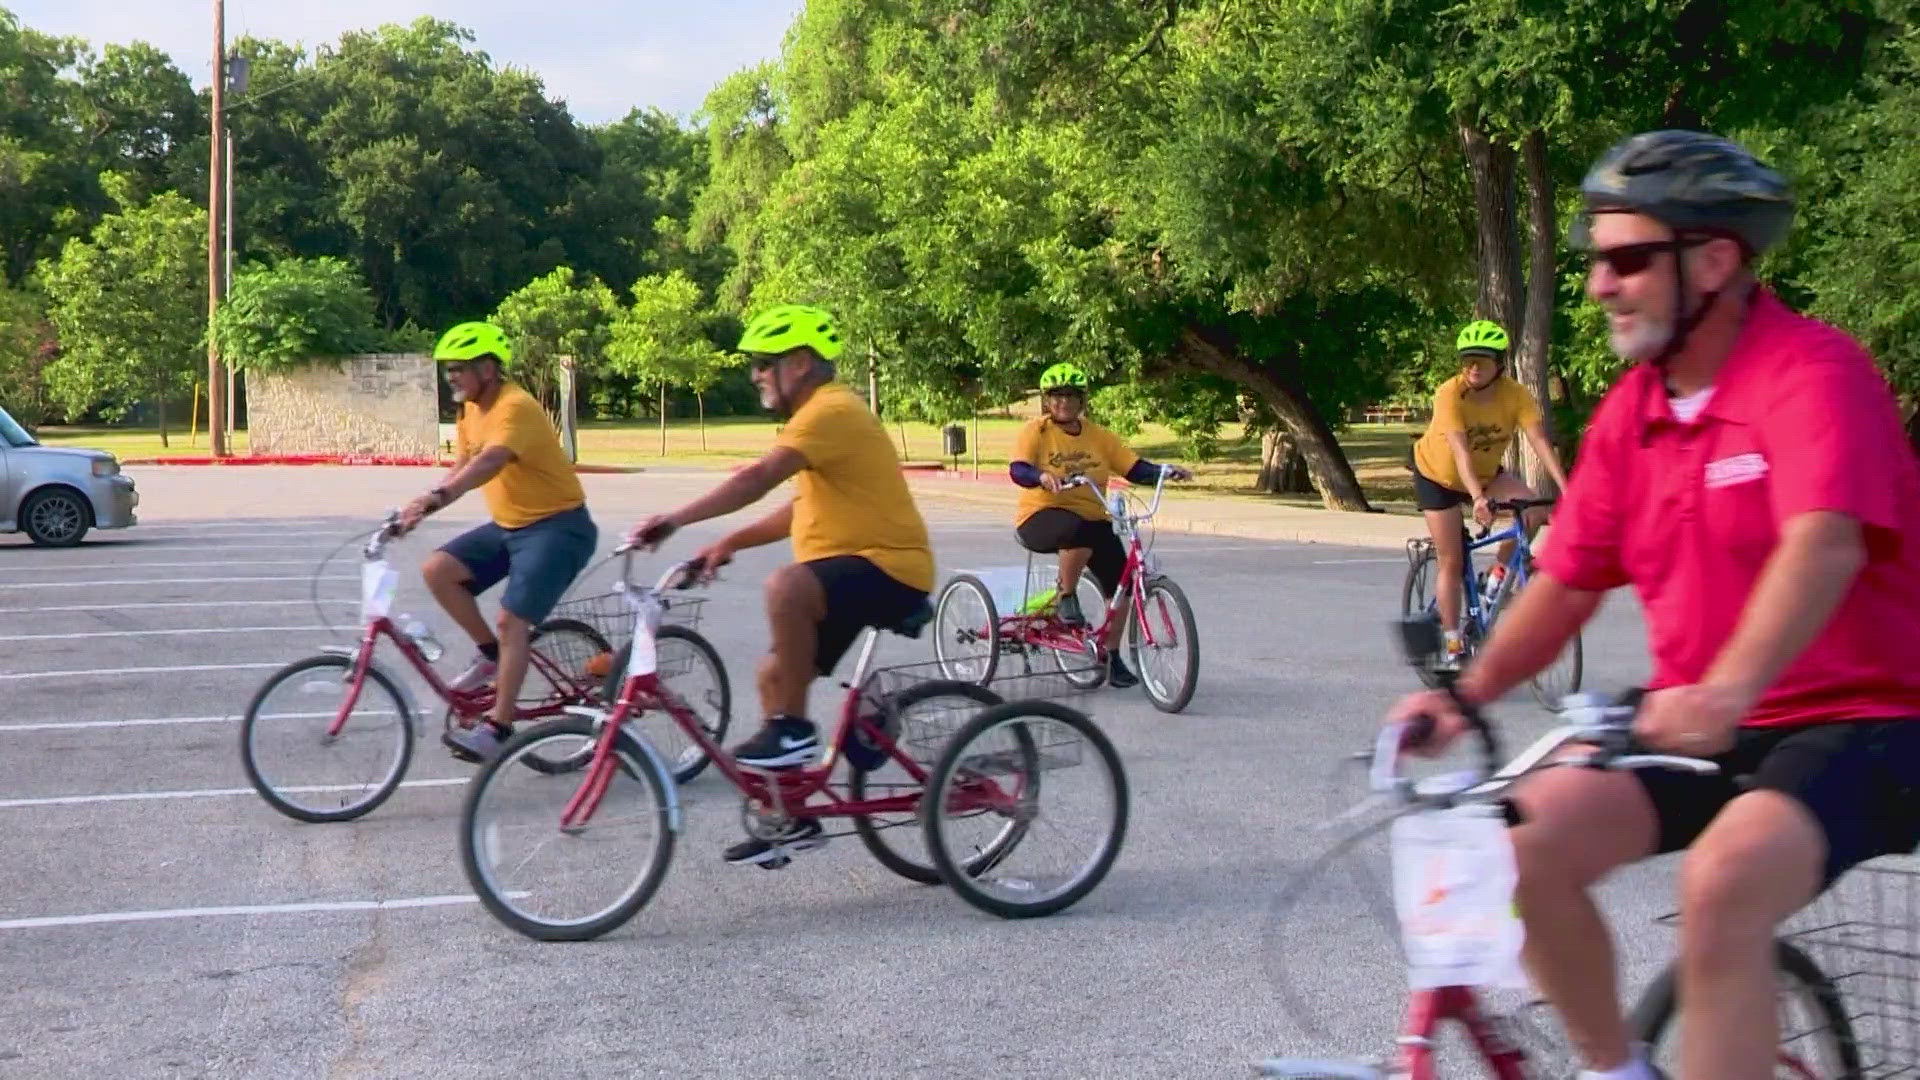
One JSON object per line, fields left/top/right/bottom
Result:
{"left": 33, "top": 415, "right": 1424, "bottom": 508}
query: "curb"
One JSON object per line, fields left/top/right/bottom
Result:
{"left": 121, "top": 454, "right": 642, "bottom": 474}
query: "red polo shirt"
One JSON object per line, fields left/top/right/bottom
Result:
{"left": 1540, "top": 288, "right": 1920, "bottom": 728}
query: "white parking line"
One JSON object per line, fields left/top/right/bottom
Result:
{"left": 0, "top": 777, "right": 465, "bottom": 810}
{"left": 0, "top": 599, "right": 353, "bottom": 614}
{"left": 1310, "top": 557, "right": 1405, "bottom": 565}
{"left": 0, "top": 662, "right": 283, "bottom": 681}
{"left": 0, "top": 893, "right": 521, "bottom": 932}
{"left": 94, "top": 530, "right": 349, "bottom": 539}
{"left": 0, "top": 714, "right": 243, "bottom": 732}
{"left": 0, "top": 560, "right": 315, "bottom": 573}
{"left": 0, "top": 625, "right": 332, "bottom": 643}
{"left": 0, "top": 575, "right": 327, "bottom": 589}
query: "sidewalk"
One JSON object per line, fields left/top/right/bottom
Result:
{"left": 904, "top": 470, "right": 1424, "bottom": 551}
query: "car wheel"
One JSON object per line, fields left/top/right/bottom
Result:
{"left": 22, "top": 487, "right": 91, "bottom": 547}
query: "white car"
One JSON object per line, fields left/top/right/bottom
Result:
{"left": 0, "top": 404, "right": 138, "bottom": 546}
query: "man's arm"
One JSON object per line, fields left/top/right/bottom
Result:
{"left": 721, "top": 500, "right": 795, "bottom": 552}
{"left": 1701, "top": 511, "right": 1868, "bottom": 707}
{"left": 1454, "top": 572, "right": 1604, "bottom": 707}
{"left": 437, "top": 445, "right": 515, "bottom": 503}
{"left": 666, "top": 446, "right": 808, "bottom": 530}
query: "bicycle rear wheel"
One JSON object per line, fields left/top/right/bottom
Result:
{"left": 925, "top": 701, "right": 1127, "bottom": 918}
{"left": 598, "top": 625, "right": 730, "bottom": 784}
{"left": 240, "top": 654, "right": 413, "bottom": 823}
{"left": 1629, "top": 940, "right": 1860, "bottom": 1078}
{"left": 849, "top": 680, "right": 1005, "bottom": 884}
{"left": 933, "top": 574, "right": 1000, "bottom": 684}
{"left": 460, "top": 718, "right": 677, "bottom": 941}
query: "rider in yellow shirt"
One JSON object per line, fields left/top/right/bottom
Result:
{"left": 630, "top": 304, "right": 934, "bottom": 865}
{"left": 397, "top": 321, "right": 598, "bottom": 762}
{"left": 1009, "top": 362, "right": 1189, "bottom": 688}
{"left": 1408, "top": 320, "right": 1569, "bottom": 664}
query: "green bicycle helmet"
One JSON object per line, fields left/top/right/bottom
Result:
{"left": 737, "top": 304, "right": 845, "bottom": 361}
{"left": 433, "top": 321, "right": 512, "bottom": 365}
{"left": 1455, "top": 320, "right": 1510, "bottom": 356}
{"left": 1039, "top": 362, "right": 1090, "bottom": 392}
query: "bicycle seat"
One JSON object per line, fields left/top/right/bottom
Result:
{"left": 888, "top": 600, "right": 935, "bottom": 640}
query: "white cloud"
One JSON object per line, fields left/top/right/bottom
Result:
{"left": 6, "top": 0, "right": 804, "bottom": 122}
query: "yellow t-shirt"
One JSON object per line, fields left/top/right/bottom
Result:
{"left": 455, "top": 382, "right": 585, "bottom": 529}
{"left": 1012, "top": 416, "right": 1139, "bottom": 526}
{"left": 774, "top": 382, "right": 934, "bottom": 592}
{"left": 1411, "top": 374, "right": 1542, "bottom": 492}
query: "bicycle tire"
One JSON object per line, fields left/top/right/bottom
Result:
{"left": 459, "top": 617, "right": 612, "bottom": 776}
{"left": 925, "top": 700, "right": 1128, "bottom": 919}
{"left": 239, "top": 654, "right": 414, "bottom": 823}
{"left": 460, "top": 717, "right": 678, "bottom": 942}
{"left": 597, "top": 625, "right": 731, "bottom": 784}
{"left": 1628, "top": 939, "right": 1861, "bottom": 1078}
{"left": 1126, "top": 575, "right": 1200, "bottom": 713}
{"left": 933, "top": 574, "right": 1000, "bottom": 685}
{"left": 849, "top": 679, "right": 1006, "bottom": 884}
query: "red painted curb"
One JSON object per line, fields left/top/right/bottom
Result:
{"left": 120, "top": 454, "right": 640, "bottom": 474}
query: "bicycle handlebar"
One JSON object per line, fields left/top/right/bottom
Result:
{"left": 1059, "top": 464, "right": 1178, "bottom": 524}
{"left": 1468, "top": 497, "right": 1556, "bottom": 541}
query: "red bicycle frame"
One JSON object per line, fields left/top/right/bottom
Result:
{"left": 1001, "top": 527, "right": 1177, "bottom": 658}
{"left": 1392, "top": 986, "right": 1530, "bottom": 1080}
{"left": 324, "top": 615, "right": 590, "bottom": 739}
{"left": 561, "top": 626, "right": 1027, "bottom": 830}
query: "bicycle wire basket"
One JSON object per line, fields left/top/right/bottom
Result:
{"left": 546, "top": 588, "right": 706, "bottom": 661}
{"left": 853, "top": 658, "right": 1094, "bottom": 771}
{"left": 1657, "top": 857, "right": 1920, "bottom": 1077}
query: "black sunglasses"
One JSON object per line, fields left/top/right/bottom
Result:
{"left": 444, "top": 362, "right": 473, "bottom": 377}
{"left": 1588, "top": 236, "right": 1714, "bottom": 278}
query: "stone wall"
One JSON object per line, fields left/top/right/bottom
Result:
{"left": 248, "top": 354, "right": 439, "bottom": 458}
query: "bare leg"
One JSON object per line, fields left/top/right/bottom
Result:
{"left": 489, "top": 611, "right": 532, "bottom": 729}
{"left": 1485, "top": 473, "right": 1539, "bottom": 569}
{"left": 1507, "top": 766, "right": 1661, "bottom": 1069}
{"left": 422, "top": 552, "right": 496, "bottom": 648}
{"left": 1422, "top": 507, "right": 1468, "bottom": 633}
{"left": 758, "top": 563, "right": 826, "bottom": 720}
{"left": 1056, "top": 546, "right": 1092, "bottom": 596}
{"left": 1676, "top": 791, "right": 1824, "bottom": 1080}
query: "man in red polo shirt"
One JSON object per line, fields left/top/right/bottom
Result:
{"left": 1388, "top": 130, "right": 1920, "bottom": 1080}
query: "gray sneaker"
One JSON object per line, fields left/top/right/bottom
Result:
{"left": 444, "top": 722, "right": 511, "bottom": 763}
{"left": 446, "top": 655, "right": 497, "bottom": 693}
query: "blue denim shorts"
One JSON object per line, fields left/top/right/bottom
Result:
{"left": 440, "top": 505, "right": 598, "bottom": 624}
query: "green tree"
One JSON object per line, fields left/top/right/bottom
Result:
{"left": 0, "top": 10, "right": 87, "bottom": 285}
{"left": 40, "top": 179, "right": 207, "bottom": 444}
{"left": 0, "top": 284, "right": 55, "bottom": 424}
{"left": 608, "top": 270, "right": 728, "bottom": 454}
{"left": 491, "top": 265, "right": 619, "bottom": 419}
{"left": 208, "top": 256, "right": 383, "bottom": 370}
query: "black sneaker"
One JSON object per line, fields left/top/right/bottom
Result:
{"left": 723, "top": 817, "right": 827, "bottom": 866}
{"left": 1057, "top": 593, "right": 1087, "bottom": 628}
{"left": 1107, "top": 652, "right": 1139, "bottom": 689}
{"left": 730, "top": 716, "right": 820, "bottom": 769}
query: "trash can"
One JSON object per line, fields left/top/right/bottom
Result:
{"left": 942, "top": 423, "right": 967, "bottom": 457}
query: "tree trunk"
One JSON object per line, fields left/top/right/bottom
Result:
{"left": 158, "top": 388, "right": 169, "bottom": 449}
{"left": 1458, "top": 117, "right": 1525, "bottom": 332}
{"left": 1177, "top": 326, "right": 1371, "bottom": 511}
{"left": 658, "top": 383, "right": 667, "bottom": 457}
{"left": 1254, "top": 429, "right": 1312, "bottom": 494}
{"left": 698, "top": 390, "right": 706, "bottom": 451}
{"left": 1512, "top": 128, "right": 1560, "bottom": 495}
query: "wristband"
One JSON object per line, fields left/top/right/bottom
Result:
{"left": 429, "top": 486, "right": 450, "bottom": 509}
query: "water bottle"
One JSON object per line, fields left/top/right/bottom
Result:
{"left": 399, "top": 614, "right": 444, "bottom": 662}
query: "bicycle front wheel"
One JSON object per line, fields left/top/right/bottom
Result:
{"left": 1629, "top": 940, "right": 1860, "bottom": 1078}
{"left": 460, "top": 718, "right": 677, "bottom": 942}
{"left": 240, "top": 654, "right": 414, "bottom": 823}
{"left": 925, "top": 701, "right": 1128, "bottom": 918}
{"left": 1126, "top": 576, "right": 1199, "bottom": 713}
{"left": 598, "top": 625, "right": 731, "bottom": 784}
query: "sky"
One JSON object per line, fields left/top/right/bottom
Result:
{"left": 6, "top": 0, "right": 808, "bottom": 124}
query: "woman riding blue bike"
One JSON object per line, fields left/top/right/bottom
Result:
{"left": 1409, "top": 321, "right": 1570, "bottom": 666}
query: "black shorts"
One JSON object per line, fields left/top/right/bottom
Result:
{"left": 1412, "top": 465, "right": 1504, "bottom": 512}
{"left": 806, "top": 556, "right": 930, "bottom": 675}
{"left": 1015, "top": 508, "right": 1126, "bottom": 598}
{"left": 1636, "top": 718, "right": 1920, "bottom": 889}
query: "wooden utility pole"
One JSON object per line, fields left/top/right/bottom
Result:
{"left": 205, "top": 0, "right": 228, "bottom": 457}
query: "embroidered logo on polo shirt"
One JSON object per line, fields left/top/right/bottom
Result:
{"left": 1704, "top": 452, "right": 1769, "bottom": 489}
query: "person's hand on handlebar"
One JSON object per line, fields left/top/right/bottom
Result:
{"left": 1470, "top": 493, "right": 1494, "bottom": 528}
{"left": 1039, "top": 472, "right": 1063, "bottom": 493}
{"left": 1384, "top": 688, "right": 1473, "bottom": 758}
{"left": 627, "top": 514, "right": 678, "bottom": 550}
{"left": 1162, "top": 464, "right": 1194, "bottom": 482}
{"left": 687, "top": 541, "right": 733, "bottom": 584}
{"left": 397, "top": 488, "right": 447, "bottom": 535}
{"left": 1634, "top": 683, "right": 1745, "bottom": 756}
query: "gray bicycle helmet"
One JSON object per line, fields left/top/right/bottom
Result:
{"left": 1569, "top": 130, "right": 1794, "bottom": 367}
{"left": 1569, "top": 129, "right": 1794, "bottom": 258}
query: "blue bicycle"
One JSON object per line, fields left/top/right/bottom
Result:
{"left": 1400, "top": 497, "right": 1582, "bottom": 707}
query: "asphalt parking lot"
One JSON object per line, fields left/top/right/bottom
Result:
{"left": 0, "top": 466, "right": 1689, "bottom": 1079}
